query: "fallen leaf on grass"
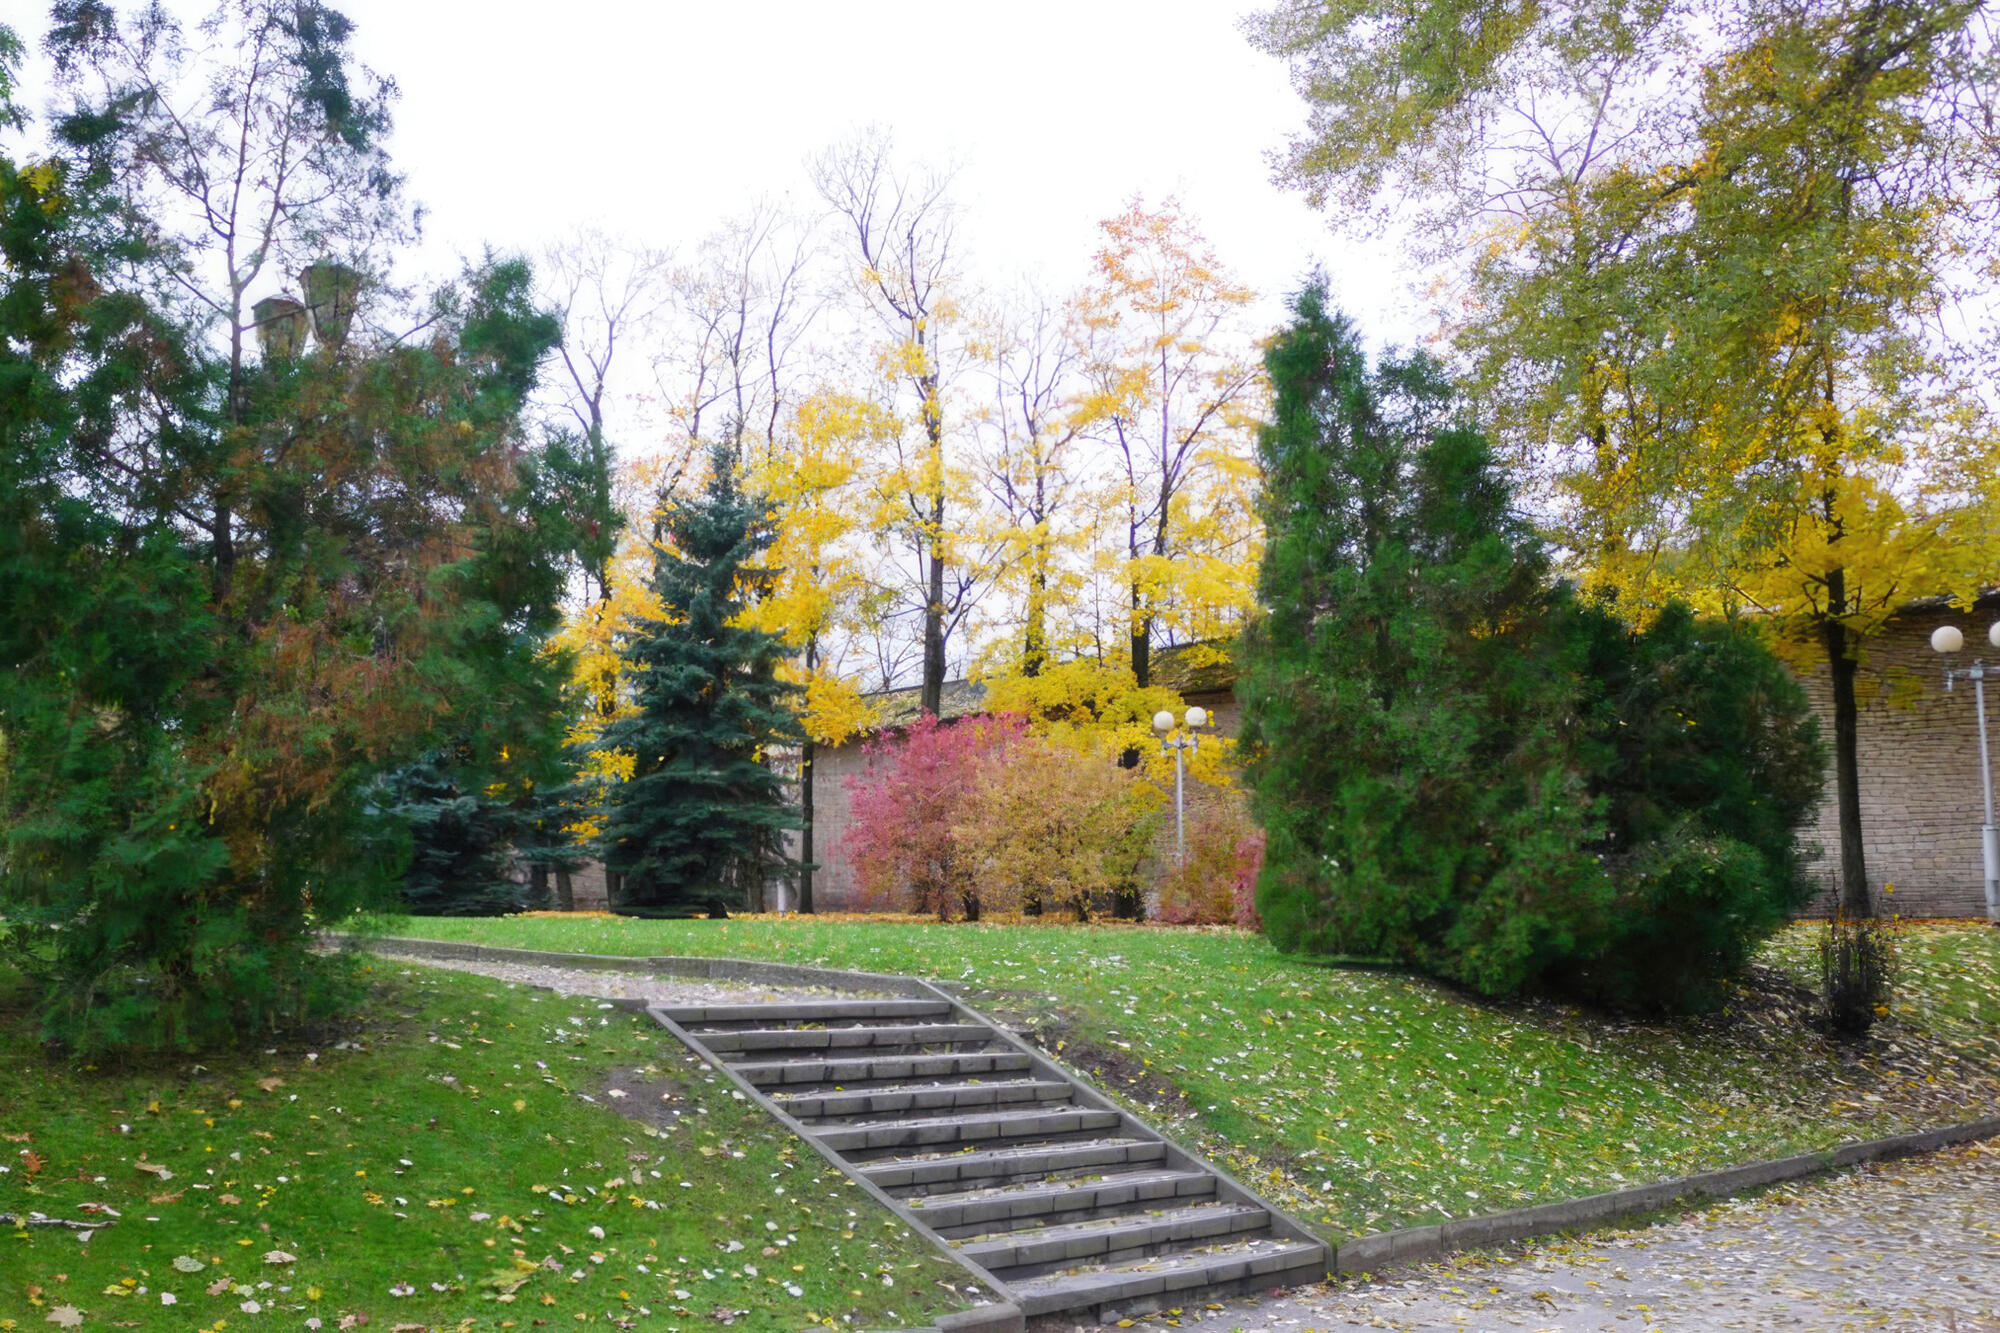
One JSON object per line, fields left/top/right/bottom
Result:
{"left": 133, "top": 1160, "right": 171, "bottom": 1181}
{"left": 170, "top": 1257, "right": 204, "bottom": 1274}
{"left": 256, "top": 1077, "right": 284, "bottom": 1092}
{"left": 44, "top": 1309, "right": 82, "bottom": 1329}
{"left": 149, "top": 1192, "right": 183, "bottom": 1205}
{"left": 264, "top": 1251, "right": 296, "bottom": 1265}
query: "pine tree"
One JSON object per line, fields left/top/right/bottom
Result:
{"left": 595, "top": 444, "right": 803, "bottom": 916}
{"left": 1238, "top": 281, "right": 1824, "bottom": 1010}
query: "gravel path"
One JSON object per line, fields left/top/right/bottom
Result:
{"left": 1036, "top": 1138, "right": 2000, "bottom": 1332}
{"left": 381, "top": 951, "right": 891, "bottom": 1007}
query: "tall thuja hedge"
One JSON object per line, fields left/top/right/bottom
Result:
{"left": 1239, "top": 281, "right": 1822, "bottom": 1010}
{"left": 1565, "top": 603, "right": 1825, "bottom": 1006}
{"left": 1239, "top": 283, "right": 1606, "bottom": 995}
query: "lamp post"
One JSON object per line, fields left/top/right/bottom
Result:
{"left": 1152, "top": 706, "right": 1209, "bottom": 863}
{"left": 1930, "top": 621, "right": 2000, "bottom": 924}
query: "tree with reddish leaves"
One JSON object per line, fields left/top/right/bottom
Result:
{"left": 844, "top": 713, "right": 1026, "bottom": 921}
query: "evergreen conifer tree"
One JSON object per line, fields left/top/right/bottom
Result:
{"left": 595, "top": 444, "right": 803, "bottom": 915}
{"left": 1239, "top": 280, "right": 1824, "bottom": 1010}
{"left": 1239, "top": 279, "right": 1601, "bottom": 995}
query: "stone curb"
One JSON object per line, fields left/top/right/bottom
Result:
{"left": 1333, "top": 1113, "right": 2000, "bottom": 1274}
{"left": 337, "top": 933, "right": 932, "bottom": 996}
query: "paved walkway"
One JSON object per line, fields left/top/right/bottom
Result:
{"left": 1034, "top": 1137, "right": 2000, "bottom": 1332}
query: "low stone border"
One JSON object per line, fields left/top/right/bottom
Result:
{"left": 338, "top": 933, "right": 932, "bottom": 996}
{"left": 1334, "top": 1113, "right": 2000, "bottom": 1273}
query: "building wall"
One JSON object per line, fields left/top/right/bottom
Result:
{"left": 1796, "top": 612, "right": 1996, "bottom": 918}
{"left": 790, "top": 740, "right": 873, "bottom": 911}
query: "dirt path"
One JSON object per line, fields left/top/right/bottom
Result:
{"left": 1034, "top": 1136, "right": 2000, "bottom": 1332}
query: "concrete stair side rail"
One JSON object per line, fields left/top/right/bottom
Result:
{"left": 656, "top": 974, "right": 1331, "bottom": 1322}
{"left": 338, "top": 937, "right": 1329, "bottom": 1321}
{"left": 646, "top": 1001, "right": 1026, "bottom": 1332}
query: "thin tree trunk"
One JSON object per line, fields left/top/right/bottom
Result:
{"left": 555, "top": 867, "right": 575, "bottom": 913}
{"left": 798, "top": 737, "right": 816, "bottom": 914}
{"left": 922, "top": 510, "right": 946, "bottom": 716}
{"left": 1819, "top": 589, "right": 1871, "bottom": 917}
{"left": 1023, "top": 554, "right": 1047, "bottom": 678}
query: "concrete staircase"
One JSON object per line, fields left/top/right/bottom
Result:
{"left": 650, "top": 990, "right": 1328, "bottom": 1321}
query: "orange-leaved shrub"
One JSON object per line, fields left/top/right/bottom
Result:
{"left": 1155, "top": 795, "right": 1265, "bottom": 929}
{"left": 955, "top": 734, "right": 1162, "bottom": 921}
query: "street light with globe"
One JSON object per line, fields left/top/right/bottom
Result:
{"left": 1930, "top": 620, "right": 2000, "bottom": 923}
{"left": 1152, "top": 706, "right": 1209, "bottom": 864}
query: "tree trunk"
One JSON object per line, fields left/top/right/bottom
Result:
{"left": 1023, "top": 554, "right": 1048, "bottom": 678}
{"left": 1819, "top": 606, "right": 1871, "bottom": 917}
{"left": 798, "top": 736, "right": 816, "bottom": 913}
{"left": 922, "top": 520, "right": 946, "bottom": 716}
{"left": 530, "top": 863, "right": 549, "bottom": 909}
{"left": 555, "top": 867, "right": 575, "bottom": 913}
{"left": 920, "top": 366, "right": 948, "bottom": 718}
{"left": 1130, "top": 580, "right": 1151, "bottom": 690}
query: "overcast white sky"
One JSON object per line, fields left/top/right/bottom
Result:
{"left": 14, "top": 0, "right": 1422, "bottom": 344}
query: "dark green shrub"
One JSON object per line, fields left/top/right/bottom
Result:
{"left": 1561, "top": 604, "right": 1825, "bottom": 1008}
{"left": 1821, "top": 914, "right": 1898, "bottom": 1036}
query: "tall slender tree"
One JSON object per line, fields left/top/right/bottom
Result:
{"left": 1, "top": 7, "right": 570, "bottom": 1052}
{"left": 813, "top": 131, "right": 977, "bottom": 714}
{"left": 1076, "top": 197, "right": 1261, "bottom": 692}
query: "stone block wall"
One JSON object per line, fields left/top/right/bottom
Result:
{"left": 1795, "top": 612, "right": 1997, "bottom": 918}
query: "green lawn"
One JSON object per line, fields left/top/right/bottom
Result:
{"left": 375, "top": 915, "right": 2000, "bottom": 1238}
{"left": 0, "top": 961, "right": 963, "bottom": 1331}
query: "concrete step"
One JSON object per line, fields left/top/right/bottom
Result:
{"left": 656, "top": 999, "right": 952, "bottom": 1026}
{"left": 775, "top": 1078, "right": 1074, "bottom": 1121}
{"left": 906, "top": 1168, "right": 1217, "bottom": 1234}
{"left": 644, "top": 975, "right": 1330, "bottom": 1320}
{"left": 858, "top": 1137, "right": 1169, "bottom": 1194}
{"left": 961, "top": 1202, "right": 1271, "bottom": 1276}
{"left": 730, "top": 1049, "right": 1035, "bottom": 1089}
{"left": 696, "top": 1023, "right": 996, "bottom": 1054}
{"left": 816, "top": 1106, "right": 1122, "bottom": 1155}
{"left": 1007, "top": 1237, "right": 1329, "bottom": 1318}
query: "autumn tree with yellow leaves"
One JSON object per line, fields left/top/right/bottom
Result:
{"left": 1076, "top": 197, "right": 1263, "bottom": 695}
{"left": 1254, "top": 0, "right": 2000, "bottom": 915}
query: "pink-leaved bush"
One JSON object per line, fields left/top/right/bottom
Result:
{"left": 843, "top": 712, "right": 1027, "bottom": 920}
{"left": 1156, "top": 796, "right": 1266, "bottom": 929}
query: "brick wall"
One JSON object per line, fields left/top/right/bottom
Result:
{"left": 1795, "top": 613, "right": 1997, "bottom": 918}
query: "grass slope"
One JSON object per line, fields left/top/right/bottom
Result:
{"left": 0, "top": 961, "right": 964, "bottom": 1331}
{"left": 377, "top": 915, "right": 2000, "bottom": 1238}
